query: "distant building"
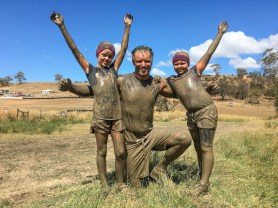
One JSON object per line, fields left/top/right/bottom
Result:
{"left": 41, "top": 89, "right": 54, "bottom": 95}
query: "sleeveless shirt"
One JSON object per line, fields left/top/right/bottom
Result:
{"left": 118, "top": 73, "right": 161, "bottom": 137}
{"left": 167, "top": 67, "right": 213, "bottom": 112}
{"left": 86, "top": 64, "right": 121, "bottom": 120}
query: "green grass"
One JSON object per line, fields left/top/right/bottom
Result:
{"left": 0, "top": 116, "right": 89, "bottom": 134}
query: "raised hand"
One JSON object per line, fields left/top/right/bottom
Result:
{"left": 50, "top": 11, "right": 64, "bottom": 26}
{"left": 218, "top": 21, "right": 229, "bottom": 34}
{"left": 124, "top": 13, "right": 133, "bottom": 26}
{"left": 58, "top": 78, "right": 72, "bottom": 92}
{"left": 206, "top": 84, "right": 220, "bottom": 95}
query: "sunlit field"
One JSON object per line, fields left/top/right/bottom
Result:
{"left": 0, "top": 98, "right": 277, "bottom": 207}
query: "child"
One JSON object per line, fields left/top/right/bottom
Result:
{"left": 50, "top": 12, "right": 133, "bottom": 189}
{"left": 167, "top": 21, "right": 228, "bottom": 195}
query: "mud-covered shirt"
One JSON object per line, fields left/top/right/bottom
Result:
{"left": 117, "top": 73, "right": 161, "bottom": 138}
{"left": 167, "top": 67, "right": 213, "bottom": 112}
{"left": 86, "top": 64, "right": 121, "bottom": 120}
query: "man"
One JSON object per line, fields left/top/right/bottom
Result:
{"left": 59, "top": 46, "right": 192, "bottom": 186}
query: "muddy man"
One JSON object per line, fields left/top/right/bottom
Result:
{"left": 59, "top": 46, "right": 193, "bottom": 187}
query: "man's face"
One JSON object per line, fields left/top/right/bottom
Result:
{"left": 173, "top": 60, "right": 188, "bottom": 76}
{"left": 133, "top": 50, "right": 152, "bottom": 80}
{"left": 97, "top": 49, "right": 114, "bottom": 68}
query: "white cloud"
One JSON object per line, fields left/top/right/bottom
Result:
{"left": 126, "top": 50, "right": 132, "bottom": 62}
{"left": 229, "top": 57, "right": 261, "bottom": 69}
{"left": 168, "top": 49, "right": 188, "bottom": 56}
{"left": 164, "top": 32, "right": 278, "bottom": 72}
{"left": 155, "top": 60, "right": 172, "bottom": 67}
{"left": 189, "top": 32, "right": 278, "bottom": 62}
{"left": 112, "top": 44, "right": 133, "bottom": 62}
{"left": 151, "top": 68, "right": 166, "bottom": 76}
{"left": 113, "top": 43, "right": 121, "bottom": 54}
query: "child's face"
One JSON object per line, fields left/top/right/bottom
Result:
{"left": 173, "top": 60, "right": 188, "bottom": 76}
{"left": 97, "top": 49, "right": 114, "bottom": 68}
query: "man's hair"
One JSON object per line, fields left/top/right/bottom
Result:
{"left": 131, "top": 45, "right": 154, "bottom": 61}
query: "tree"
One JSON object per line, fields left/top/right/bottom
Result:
{"left": 217, "top": 77, "right": 235, "bottom": 100}
{"left": 235, "top": 80, "right": 249, "bottom": 100}
{"left": 155, "top": 95, "right": 179, "bottom": 112}
{"left": 249, "top": 70, "right": 265, "bottom": 90}
{"left": 0, "top": 76, "right": 13, "bottom": 86}
{"left": 210, "top": 64, "right": 222, "bottom": 79}
{"left": 236, "top": 68, "right": 247, "bottom": 79}
{"left": 260, "top": 48, "right": 278, "bottom": 80}
{"left": 55, "top": 74, "right": 63, "bottom": 82}
{"left": 14, "top": 71, "right": 26, "bottom": 84}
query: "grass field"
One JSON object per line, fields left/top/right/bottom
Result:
{"left": 0, "top": 83, "right": 277, "bottom": 207}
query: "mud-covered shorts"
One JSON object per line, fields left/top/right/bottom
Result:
{"left": 187, "top": 103, "right": 218, "bottom": 146}
{"left": 124, "top": 127, "right": 177, "bottom": 184}
{"left": 90, "top": 118, "right": 125, "bottom": 134}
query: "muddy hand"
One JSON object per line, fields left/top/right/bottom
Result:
{"left": 50, "top": 11, "right": 64, "bottom": 26}
{"left": 219, "top": 21, "right": 229, "bottom": 33}
{"left": 58, "top": 78, "right": 72, "bottom": 91}
{"left": 124, "top": 13, "right": 133, "bottom": 26}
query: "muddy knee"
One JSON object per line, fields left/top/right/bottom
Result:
{"left": 114, "top": 148, "right": 125, "bottom": 160}
{"left": 178, "top": 132, "right": 192, "bottom": 147}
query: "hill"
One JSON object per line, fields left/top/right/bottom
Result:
{"left": 0, "top": 82, "right": 88, "bottom": 98}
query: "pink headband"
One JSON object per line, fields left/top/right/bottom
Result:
{"left": 96, "top": 45, "right": 115, "bottom": 57}
{"left": 172, "top": 54, "right": 190, "bottom": 66}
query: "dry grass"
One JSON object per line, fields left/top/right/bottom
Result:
{"left": 1, "top": 82, "right": 277, "bottom": 207}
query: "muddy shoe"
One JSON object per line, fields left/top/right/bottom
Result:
{"left": 188, "top": 183, "right": 210, "bottom": 196}
{"left": 150, "top": 166, "right": 175, "bottom": 186}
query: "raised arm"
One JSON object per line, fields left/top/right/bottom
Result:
{"left": 113, "top": 14, "right": 133, "bottom": 72}
{"left": 50, "top": 12, "right": 89, "bottom": 73}
{"left": 195, "top": 21, "right": 229, "bottom": 74}
{"left": 58, "top": 78, "right": 93, "bottom": 97}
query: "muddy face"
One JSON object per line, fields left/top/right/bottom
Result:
{"left": 133, "top": 50, "right": 152, "bottom": 80}
{"left": 97, "top": 49, "right": 114, "bottom": 68}
{"left": 173, "top": 60, "right": 188, "bottom": 76}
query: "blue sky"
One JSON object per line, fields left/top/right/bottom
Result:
{"left": 1, "top": 0, "right": 278, "bottom": 82}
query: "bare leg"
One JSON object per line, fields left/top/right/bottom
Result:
{"left": 188, "top": 127, "right": 202, "bottom": 178}
{"left": 200, "top": 146, "right": 214, "bottom": 185}
{"left": 95, "top": 132, "right": 109, "bottom": 187}
{"left": 111, "top": 131, "right": 126, "bottom": 187}
{"left": 199, "top": 128, "right": 215, "bottom": 185}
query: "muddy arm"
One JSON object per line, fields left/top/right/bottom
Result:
{"left": 58, "top": 79, "right": 93, "bottom": 97}
{"left": 50, "top": 12, "right": 90, "bottom": 73}
{"left": 195, "top": 21, "right": 229, "bottom": 74}
{"left": 113, "top": 14, "right": 133, "bottom": 72}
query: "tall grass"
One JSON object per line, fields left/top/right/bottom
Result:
{"left": 0, "top": 113, "right": 91, "bottom": 134}
{"left": 23, "top": 125, "right": 278, "bottom": 208}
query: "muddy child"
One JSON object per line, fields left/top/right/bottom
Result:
{"left": 51, "top": 11, "right": 133, "bottom": 189}
{"left": 167, "top": 21, "right": 229, "bottom": 195}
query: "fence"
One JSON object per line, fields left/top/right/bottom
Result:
{"left": 17, "top": 108, "right": 30, "bottom": 119}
